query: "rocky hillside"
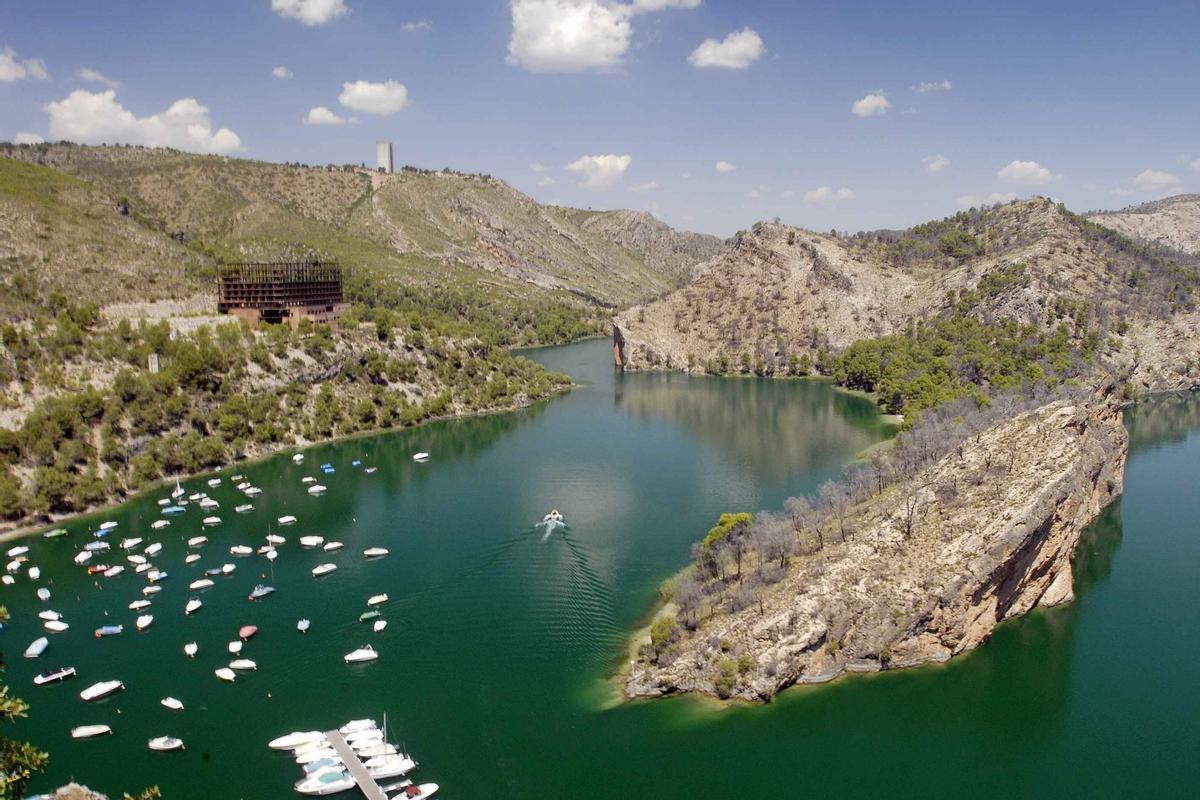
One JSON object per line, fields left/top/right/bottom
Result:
{"left": 567, "top": 208, "right": 722, "bottom": 286}
{"left": 1088, "top": 194, "right": 1200, "bottom": 255}
{"left": 615, "top": 197, "right": 1200, "bottom": 393}
{"left": 627, "top": 395, "right": 1126, "bottom": 701}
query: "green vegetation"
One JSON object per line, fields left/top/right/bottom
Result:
{"left": 1, "top": 606, "right": 48, "bottom": 798}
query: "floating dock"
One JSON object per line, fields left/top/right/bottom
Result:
{"left": 324, "top": 729, "right": 388, "bottom": 800}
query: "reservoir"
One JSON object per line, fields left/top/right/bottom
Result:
{"left": 3, "top": 338, "right": 1196, "bottom": 798}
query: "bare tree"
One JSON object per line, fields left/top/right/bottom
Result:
{"left": 675, "top": 575, "right": 703, "bottom": 629}
{"left": 818, "top": 480, "right": 851, "bottom": 542}
{"left": 755, "top": 511, "right": 797, "bottom": 568}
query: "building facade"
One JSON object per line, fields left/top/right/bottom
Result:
{"left": 217, "top": 261, "right": 347, "bottom": 328}
{"left": 376, "top": 141, "right": 393, "bottom": 173}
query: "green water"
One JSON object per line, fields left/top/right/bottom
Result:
{"left": 2, "top": 339, "right": 1197, "bottom": 798}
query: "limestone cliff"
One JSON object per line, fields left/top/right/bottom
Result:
{"left": 1087, "top": 194, "right": 1200, "bottom": 256}
{"left": 626, "top": 398, "right": 1127, "bottom": 701}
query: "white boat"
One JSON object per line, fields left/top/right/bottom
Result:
{"left": 172, "top": 481, "right": 184, "bottom": 498}
{"left": 136, "top": 614, "right": 154, "bottom": 631}
{"left": 5, "top": 559, "right": 21, "bottom": 574}
{"left": 2, "top": 574, "right": 14, "bottom": 585}
{"left": 307, "top": 484, "right": 327, "bottom": 496}
{"left": 129, "top": 599, "right": 151, "bottom": 611}
{"left": 199, "top": 497, "right": 219, "bottom": 510}
{"left": 134, "top": 563, "right": 152, "bottom": 574}
{"left": 373, "top": 619, "right": 387, "bottom": 633}
{"left": 38, "top": 610, "right": 62, "bottom": 621}
{"left": 363, "top": 547, "right": 389, "bottom": 559}
{"left": 301, "top": 476, "right": 316, "bottom": 484}
{"left": 157, "top": 498, "right": 170, "bottom": 506}
{"left": 344, "top": 645, "right": 379, "bottom": 663}
{"left": 185, "top": 598, "right": 202, "bottom": 615}
{"left": 297, "top": 618, "right": 311, "bottom": 632}
{"left": 202, "top": 516, "right": 222, "bottom": 526}
{"left": 144, "top": 542, "right": 163, "bottom": 556}
{"left": 151, "top": 519, "right": 170, "bottom": 530}
{"left": 208, "top": 478, "right": 222, "bottom": 488}
{"left": 295, "top": 770, "right": 353, "bottom": 795}
{"left": 364, "top": 467, "right": 378, "bottom": 474}
{"left": 36, "top": 587, "right": 51, "bottom": 601}
{"left": 120, "top": 537, "right": 143, "bottom": 550}
{"left": 339, "top": 718, "right": 377, "bottom": 734}
{"left": 269, "top": 730, "right": 325, "bottom": 750}
{"left": 232, "top": 474, "right": 244, "bottom": 481}
{"left": 24, "top": 637, "right": 48, "bottom": 658}
{"left": 229, "top": 545, "right": 253, "bottom": 556}
{"left": 214, "top": 667, "right": 236, "bottom": 682}
{"left": 148, "top": 736, "right": 185, "bottom": 751}
{"left": 235, "top": 504, "right": 254, "bottom": 514}
{"left": 228, "top": 641, "right": 243, "bottom": 654}
{"left": 229, "top": 658, "right": 257, "bottom": 671}
{"left": 142, "top": 585, "right": 162, "bottom": 596}
{"left": 74, "top": 551, "right": 93, "bottom": 565}
{"left": 189, "top": 578, "right": 214, "bottom": 591}
{"left": 98, "top": 521, "right": 118, "bottom": 532}
{"left": 188, "top": 492, "right": 204, "bottom": 502}
{"left": 147, "top": 569, "right": 168, "bottom": 583}
{"left": 368, "top": 757, "right": 420, "bottom": 780}
{"left": 300, "top": 535, "right": 325, "bottom": 548}
{"left": 103, "top": 565, "right": 124, "bottom": 578}
{"left": 34, "top": 666, "right": 76, "bottom": 685}
{"left": 355, "top": 743, "right": 399, "bottom": 758}
{"left": 161, "top": 697, "right": 184, "bottom": 711}
{"left": 84, "top": 541, "right": 110, "bottom": 551}
{"left": 184, "top": 642, "right": 198, "bottom": 658}
{"left": 221, "top": 563, "right": 236, "bottom": 575}
{"left": 277, "top": 515, "right": 297, "bottom": 526}
{"left": 323, "top": 541, "right": 344, "bottom": 552}
{"left": 71, "top": 724, "right": 113, "bottom": 739}
{"left": 294, "top": 738, "right": 332, "bottom": 757}
{"left": 244, "top": 486, "right": 263, "bottom": 496}
{"left": 188, "top": 536, "right": 208, "bottom": 548}
{"left": 185, "top": 553, "right": 201, "bottom": 564}
{"left": 367, "top": 593, "right": 388, "bottom": 607}
{"left": 128, "top": 554, "right": 147, "bottom": 565}
{"left": 400, "top": 783, "right": 439, "bottom": 799}
{"left": 346, "top": 728, "right": 382, "bottom": 744}
{"left": 312, "top": 563, "right": 337, "bottom": 577}
{"left": 44, "top": 620, "right": 69, "bottom": 633}
{"left": 266, "top": 548, "right": 279, "bottom": 562}
{"left": 293, "top": 453, "right": 305, "bottom": 462}
{"left": 80, "top": 680, "right": 124, "bottom": 702}
{"left": 266, "top": 534, "right": 286, "bottom": 547}
{"left": 28, "top": 566, "right": 40, "bottom": 581}
{"left": 295, "top": 747, "right": 338, "bottom": 765}
{"left": 236, "top": 481, "right": 251, "bottom": 491}
{"left": 412, "top": 452, "right": 430, "bottom": 462}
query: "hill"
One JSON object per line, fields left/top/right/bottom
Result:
{"left": 1086, "top": 193, "right": 1200, "bottom": 255}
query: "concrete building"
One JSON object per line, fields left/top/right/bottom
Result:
{"left": 217, "top": 261, "right": 347, "bottom": 328}
{"left": 376, "top": 141, "right": 393, "bottom": 174}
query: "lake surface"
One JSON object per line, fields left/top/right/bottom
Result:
{"left": 2, "top": 338, "right": 1197, "bottom": 799}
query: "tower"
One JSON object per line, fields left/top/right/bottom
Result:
{"left": 375, "top": 141, "right": 393, "bottom": 174}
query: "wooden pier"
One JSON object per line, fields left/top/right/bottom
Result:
{"left": 325, "top": 729, "right": 388, "bottom": 800}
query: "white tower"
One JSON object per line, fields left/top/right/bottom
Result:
{"left": 375, "top": 141, "right": 393, "bottom": 174}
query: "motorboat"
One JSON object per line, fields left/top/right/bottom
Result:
{"left": 367, "top": 593, "right": 389, "bottom": 607}
{"left": 208, "top": 478, "right": 222, "bottom": 488}
{"left": 236, "top": 481, "right": 251, "bottom": 491}
{"left": 28, "top": 566, "right": 40, "bottom": 581}
{"left": 135, "top": 614, "right": 154, "bottom": 631}
{"left": 71, "top": 724, "right": 112, "bottom": 739}
{"left": 127, "top": 554, "right": 147, "bottom": 565}
{"left": 312, "top": 563, "right": 337, "bottom": 577}
{"left": 24, "top": 637, "right": 49, "bottom": 658}
{"left": 256, "top": 544, "right": 273, "bottom": 556}
{"left": 199, "top": 497, "right": 219, "bottom": 510}
{"left": 295, "top": 769, "right": 354, "bottom": 795}
{"left": 293, "top": 453, "right": 305, "bottom": 463}
{"left": 359, "top": 611, "right": 381, "bottom": 622}
{"left": 228, "top": 640, "right": 242, "bottom": 655}
{"left": 363, "top": 547, "right": 389, "bottom": 559}
{"left": 189, "top": 578, "right": 214, "bottom": 591}
{"left": 323, "top": 541, "right": 344, "bottom": 552}
{"left": 307, "top": 484, "right": 327, "bottom": 496}
{"left": 339, "top": 719, "right": 377, "bottom": 734}
{"left": 188, "top": 536, "right": 208, "bottom": 548}
{"left": 277, "top": 515, "right": 297, "bottom": 526}
{"left": 301, "top": 476, "right": 316, "bottom": 484}
{"left": 373, "top": 619, "right": 388, "bottom": 633}
{"left": 269, "top": 730, "right": 324, "bottom": 750}
{"left": 87, "top": 565, "right": 109, "bottom": 575}
{"left": 297, "top": 618, "right": 311, "bottom": 633}
{"left": 43, "top": 527, "right": 69, "bottom": 538}
{"left": 142, "top": 585, "right": 161, "bottom": 596}
{"left": 172, "top": 480, "right": 185, "bottom": 498}
{"left": 129, "top": 599, "right": 151, "bottom": 611}
{"left": 162, "top": 505, "right": 185, "bottom": 515}
{"left": 239, "top": 624, "right": 258, "bottom": 640}
{"left": 80, "top": 680, "right": 124, "bottom": 702}
{"left": 103, "top": 565, "right": 124, "bottom": 578}
{"left": 36, "top": 587, "right": 51, "bottom": 601}
{"left": 355, "top": 743, "right": 399, "bottom": 758}
{"left": 346, "top": 728, "right": 383, "bottom": 744}
{"left": 221, "top": 563, "right": 236, "bottom": 575}
{"left": 73, "top": 551, "right": 93, "bottom": 565}
{"left": 202, "top": 516, "right": 221, "bottom": 526}
{"left": 5, "top": 558, "right": 22, "bottom": 573}
{"left": 230, "top": 545, "right": 253, "bottom": 556}
{"left": 365, "top": 466, "right": 378, "bottom": 474}
{"left": 300, "top": 535, "right": 325, "bottom": 548}
{"left": 120, "top": 537, "right": 143, "bottom": 550}
{"left": 229, "top": 658, "right": 257, "bottom": 671}
{"left": 161, "top": 697, "right": 184, "bottom": 711}
{"left": 321, "top": 466, "right": 335, "bottom": 474}
{"left": 412, "top": 452, "right": 429, "bottom": 463}
{"left": 368, "top": 757, "right": 420, "bottom": 781}
{"left": 34, "top": 666, "right": 75, "bottom": 685}
{"left": 188, "top": 493, "right": 204, "bottom": 502}
{"left": 1, "top": 575, "right": 13, "bottom": 586}
{"left": 94, "top": 624, "right": 123, "bottom": 637}
{"left": 267, "top": 549, "right": 279, "bottom": 561}
{"left": 302, "top": 757, "right": 342, "bottom": 775}
{"left": 185, "top": 553, "right": 201, "bottom": 564}
{"left": 38, "top": 610, "right": 63, "bottom": 621}
{"left": 157, "top": 498, "right": 171, "bottom": 506}
{"left": 204, "top": 567, "right": 222, "bottom": 576}
{"left": 150, "top": 520, "right": 170, "bottom": 530}
{"left": 232, "top": 474, "right": 244, "bottom": 481}
{"left": 214, "top": 667, "right": 236, "bottom": 682}
{"left": 147, "top": 569, "right": 168, "bottom": 583}
{"left": 351, "top": 459, "right": 362, "bottom": 467}
{"left": 543, "top": 509, "right": 564, "bottom": 524}
{"left": 99, "top": 521, "right": 119, "bottom": 532}
{"left": 248, "top": 584, "right": 275, "bottom": 601}
{"left": 134, "top": 563, "right": 153, "bottom": 574}
{"left": 84, "top": 541, "right": 110, "bottom": 552}
{"left": 148, "top": 736, "right": 185, "bottom": 751}
{"left": 344, "top": 645, "right": 379, "bottom": 663}
{"left": 235, "top": 504, "right": 254, "bottom": 514}
{"left": 395, "top": 783, "right": 439, "bottom": 800}
{"left": 144, "top": 542, "right": 163, "bottom": 556}
{"left": 44, "top": 620, "right": 69, "bottom": 633}
{"left": 295, "top": 747, "right": 339, "bottom": 765}
{"left": 266, "top": 534, "right": 286, "bottom": 545}
{"left": 184, "top": 642, "right": 198, "bottom": 658}
{"left": 294, "top": 738, "right": 332, "bottom": 756}
{"left": 244, "top": 486, "right": 263, "bottom": 496}
{"left": 185, "top": 598, "right": 202, "bottom": 615}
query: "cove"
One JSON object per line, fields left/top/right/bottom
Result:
{"left": 0, "top": 338, "right": 1193, "bottom": 799}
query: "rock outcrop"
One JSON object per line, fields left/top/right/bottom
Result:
{"left": 1087, "top": 194, "right": 1200, "bottom": 255}
{"left": 626, "top": 398, "right": 1127, "bottom": 701}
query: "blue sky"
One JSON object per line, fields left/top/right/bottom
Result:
{"left": 2, "top": 0, "right": 1198, "bottom": 236}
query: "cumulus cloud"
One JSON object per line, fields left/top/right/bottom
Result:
{"left": 78, "top": 67, "right": 118, "bottom": 88}
{"left": 272, "top": 66, "right": 293, "bottom": 80}
{"left": 804, "top": 186, "right": 855, "bottom": 203}
{"left": 851, "top": 92, "right": 890, "bottom": 117}
{"left": 0, "top": 46, "right": 49, "bottom": 82}
{"left": 688, "top": 27, "right": 765, "bottom": 69}
{"left": 922, "top": 154, "right": 950, "bottom": 174}
{"left": 530, "top": 161, "right": 547, "bottom": 172}
{"left": 13, "top": 131, "right": 45, "bottom": 145}
{"left": 630, "top": 181, "right": 659, "bottom": 192}
{"left": 537, "top": 175, "right": 556, "bottom": 186}
{"left": 997, "top": 159, "right": 1056, "bottom": 185}
{"left": 956, "top": 192, "right": 1019, "bottom": 208}
{"left": 338, "top": 80, "right": 409, "bottom": 114}
{"left": 565, "top": 153, "right": 632, "bottom": 188}
{"left": 714, "top": 160, "right": 736, "bottom": 173}
{"left": 43, "top": 90, "right": 241, "bottom": 154}
{"left": 913, "top": 79, "right": 952, "bottom": 93}
{"left": 1132, "top": 168, "right": 1181, "bottom": 190}
{"left": 401, "top": 19, "right": 432, "bottom": 32}
{"left": 506, "top": 0, "right": 698, "bottom": 73}
{"left": 304, "top": 106, "right": 346, "bottom": 126}
{"left": 271, "top": 0, "right": 347, "bottom": 26}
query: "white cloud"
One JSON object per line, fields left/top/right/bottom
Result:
{"left": 304, "top": 106, "right": 346, "bottom": 126}
{"left": 922, "top": 154, "right": 950, "bottom": 174}
{"left": 272, "top": 66, "right": 294, "bottom": 80}
{"left": 714, "top": 160, "right": 736, "bottom": 173}
{"left": 1132, "top": 168, "right": 1181, "bottom": 190}
{"left": 271, "top": 0, "right": 347, "bottom": 26}
{"left": 338, "top": 80, "right": 409, "bottom": 114}
{"left": 956, "top": 192, "right": 1019, "bottom": 208}
{"left": 13, "top": 131, "right": 45, "bottom": 145}
{"left": 565, "top": 153, "right": 632, "bottom": 189}
{"left": 748, "top": 185, "right": 767, "bottom": 198}
{"left": 804, "top": 186, "right": 855, "bottom": 203}
{"left": 530, "top": 161, "right": 547, "bottom": 172}
{"left": 851, "top": 92, "right": 890, "bottom": 117}
{"left": 630, "top": 181, "right": 659, "bottom": 192}
{"left": 688, "top": 27, "right": 765, "bottom": 70}
{"left": 77, "top": 67, "right": 118, "bottom": 88}
{"left": 43, "top": 90, "right": 241, "bottom": 154}
{"left": 913, "top": 79, "right": 952, "bottom": 93}
{"left": 537, "top": 175, "right": 556, "bottom": 186}
{"left": 401, "top": 19, "right": 432, "bottom": 32}
{"left": 506, "top": 0, "right": 697, "bottom": 73}
{"left": 997, "top": 159, "right": 1055, "bottom": 185}
{"left": 0, "top": 46, "right": 49, "bottom": 82}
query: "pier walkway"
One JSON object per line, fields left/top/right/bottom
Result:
{"left": 325, "top": 729, "right": 388, "bottom": 800}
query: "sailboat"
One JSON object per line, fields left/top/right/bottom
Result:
{"left": 172, "top": 480, "right": 184, "bottom": 499}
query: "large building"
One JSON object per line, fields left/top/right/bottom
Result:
{"left": 376, "top": 141, "right": 393, "bottom": 173}
{"left": 217, "top": 261, "right": 347, "bottom": 328}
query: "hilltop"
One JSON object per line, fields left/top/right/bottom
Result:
{"left": 1086, "top": 193, "right": 1200, "bottom": 255}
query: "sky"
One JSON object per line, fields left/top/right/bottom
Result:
{"left": 1, "top": 0, "right": 1198, "bottom": 236}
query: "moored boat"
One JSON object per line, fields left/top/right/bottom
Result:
{"left": 367, "top": 593, "right": 388, "bottom": 606}
{"left": 161, "top": 697, "right": 184, "bottom": 710}
{"left": 80, "top": 679, "right": 124, "bottom": 702}
{"left": 148, "top": 736, "right": 185, "bottom": 751}
{"left": 145, "top": 542, "right": 163, "bottom": 556}
{"left": 185, "top": 597, "right": 202, "bottom": 615}
{"left": 185, "top": 553, "right": 201, "bottom": 564}
{"left": 269, "top": 730, "right": 324, "bottom": 750}
{"left": 71, "top": 724, "right": 112, "bottom": 739}
{"left": 311, "top": 563, "right": 337, "bottom": 577}
{"left": 307, "top": 484, "right": 327, "bottom": 495}
{"left": 150, "top": 520, "right": 170, "bottom": 530}
{"left": 94, "top": 624, "right": 123, "bottom": 637}
{"left": 235, "top": 503, "right": 254, "bottom": 513}
{"left": 295, "top": 769, "right": 354, "bottom": 795}
{"left": 373, "top": 619, "right": 388, "bottom": 633}
{"left": 24, "top": 637, "right": 49, "bottom": 658}
{"left": 239, "top": 624, "right": 258, "bottom": 640}
{"left": 344, "top": 645, "right": 379, "bottom": 663}
{"left": 248, "top": 584, "right": 275, "bottom": 601}
{"left": 363, "top": 547, "right": 389, "bottom": 559}
{"left": 359, "top": 611, "right": 381, "bottom": 622}
{"left": 297, "top": 618, "right": 311, "bottom": 633}
{"left": 412, "top": 452, "right": 430, "bottom": 462}
{"left": 323, "top": 541, "right": 344, "bottom": 552}
{"left": 36, "top": 587, "right": 51, "bottom": 601}
{"left": 135, "top": 614, "right": 154, "bottom": 631}
{"left": 277, "top": 515, "right": 297, "bottom": 526}
{"left": 229, "top": 658, "right": 257, "bottom": 671}
{"left": 188, "top": 536, "right": 208, "bottom": 548}
{"left": 300, "top": 535, "right": 324, "bottom": 548}
{"left": 214, "top": 667, "right": 236, "bottom": 682}
{"left": 44, "top": 620, "right": 69, "bottom": 633}
{"left": 202, "top": 516, "right": 222, "bottom": 526}
{"left": 189, "top": 578, "right": 214, "bottom": 591}
{"left": 34, "top": 666, "right": 76, "bottom": 685}
{"left": 43, "top": 527, "right": 69, "bottom": 539}
{"left": 184, "top": 642, "right": 198, "bottom": 657}
{"left": 129, "top": 599, "right": 151, "bottom": 611}
{"left": 230, "top": 545, "right": 253, "bottom": 556}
